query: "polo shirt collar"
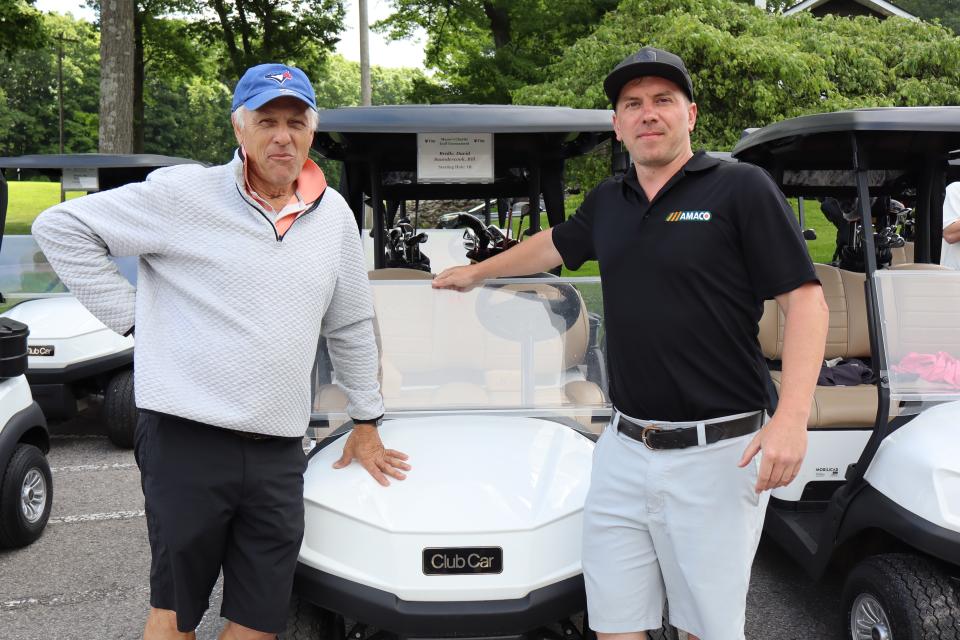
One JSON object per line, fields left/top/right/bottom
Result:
{"left": 622, "top": 150, "right": 721, "bottom": 203}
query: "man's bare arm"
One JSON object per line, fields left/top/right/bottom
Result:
{"left": 944, "top": 220, "right": 960, "bottom": 244}
{"left": 433, "top": 229, "right": 564, "bottom": 291}
{"left": 739, "top": 282, "right": 828, "bottom": 491}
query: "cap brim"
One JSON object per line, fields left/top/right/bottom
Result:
{"left": 604, "top": 62, "right": 692, "bottom": 105}
{"left": 240, "top": 88, "right": 316, "bottom": 112}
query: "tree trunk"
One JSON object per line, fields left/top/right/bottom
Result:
{"left": 133, "top": 8, "right": 144, "bottom": 153}
{"left": 99, "top": 0, "right": 136, "bottom": 153}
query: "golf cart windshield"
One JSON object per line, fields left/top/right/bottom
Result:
{"left": 0, "top": 235, "right": 136, "bottom": 303}
{"left": 311, "top": 277, "right": 609, "bottom": 430}
{"left": 875, "top": 269, "right": 960, "bottom": 411}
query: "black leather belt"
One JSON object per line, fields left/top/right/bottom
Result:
{"left": 616, "top": 412, "right": 763, "bottom": 450}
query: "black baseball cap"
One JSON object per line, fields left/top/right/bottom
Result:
{"left": 603, "top": 47, "right": 694, "bottom": 106}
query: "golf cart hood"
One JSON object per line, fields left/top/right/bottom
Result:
{"left": 300, "top": 417, "right": 593, "bottom": 601}
{"left": 305, "top": 416, "right": 592, "bottom": 534}
{"left": 865, "top": 401, "right": 960, "bottom": 532}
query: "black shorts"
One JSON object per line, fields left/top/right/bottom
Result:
{"left": 134, "top": 410, "right": 307, "bottom": 633}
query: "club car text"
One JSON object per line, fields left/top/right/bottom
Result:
{"left": 422, "top": 547, "right": 503, "bottom": 575}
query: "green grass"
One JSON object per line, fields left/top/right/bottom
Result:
{"left": 4, "top": 182, "right": 84, "bottom": 234}
{"left": 5, "top": 183, "right": 838, "bottom": 268}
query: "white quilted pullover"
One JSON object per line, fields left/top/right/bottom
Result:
{"left": 32, "top": 157, "right": 384, "bottom": 437}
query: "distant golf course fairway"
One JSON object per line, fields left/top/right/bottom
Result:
{"left": 6, "top": 182, "right": 835, "bottom": 268}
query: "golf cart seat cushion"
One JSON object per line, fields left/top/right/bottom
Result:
{"left": 887, "top": 262, "right": 950, "bottom": 271}
{"left": 368, "top": 268, "right": 435, "bottom": 281}
{"left": 767, "top": 370, "right": 877, "bottom": 428}
{"left": 890, "top": 241, "right": 915, "bottom": 266}
{"left": 759, "top": 264, "right": 870, "bottom": 361}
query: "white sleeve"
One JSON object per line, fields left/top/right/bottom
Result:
{"left": 943, "top": 182, "right": 960, "bottom": 229}
{"left": 31, "top": 171, "right": 175, "bottom": 335}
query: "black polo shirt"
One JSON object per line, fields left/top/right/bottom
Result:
{"left": 552, "top": 151, "right": 817, "bottom": 421}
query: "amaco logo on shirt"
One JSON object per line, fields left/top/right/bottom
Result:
{"left": 666, "top": 210, "right": 712, "bottom": 222}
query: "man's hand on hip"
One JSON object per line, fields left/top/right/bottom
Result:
{"left": 737, "top": 413, "right": 807, "bottom": 493}
{"left": 334, "top": 424, "right": 410, "bottom": 486}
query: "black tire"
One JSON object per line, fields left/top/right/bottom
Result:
{"left": 280, "top": 593, "right": 344, "bottom": 640}
{"left": 841, "top": 553, "right": 960, "bottom": 640}
{"left": 104, "top": 369, "right": 136, "bottom": 449}
{"left": 0, "top": 444, "right": 53, "bottom": 549}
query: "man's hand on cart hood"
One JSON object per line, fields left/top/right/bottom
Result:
{"left": 333, "top": 424, "right": 411, "bottom": 486}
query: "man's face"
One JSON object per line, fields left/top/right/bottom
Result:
{"left": 612, "top": 76, "right": 697, "bottom": 169}
{"left": 233, "top": 96, "right": 314, "bottom": 191}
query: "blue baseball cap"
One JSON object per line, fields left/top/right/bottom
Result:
{"left": 232, "top": 63, "right": 317, "bottom": 112}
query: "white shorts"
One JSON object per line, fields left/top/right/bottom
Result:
{"left": 582, "top": 414, "right": 770, "bottom": 640}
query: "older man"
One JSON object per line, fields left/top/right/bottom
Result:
{"left": 32, "top": 63, "right": 408, "bottom": 640}
{"left": 434, "top": 48, "right": 828, "bottom": 640}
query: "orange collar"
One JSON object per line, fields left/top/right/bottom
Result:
{"left": 241, "top": 149, "right": 327, "bottom": 210}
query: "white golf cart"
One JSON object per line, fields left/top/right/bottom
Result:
{"left": 0, "top": 154, "right": 201, "bottom": 448}
{"left": 0, "top": 169, "right": 51, "bottom": 549}
{"left": 733, "top": 107, "right": 960, "bottom": 639}
{"left": 282, "top": 105, "right": 678, "bottom": 640}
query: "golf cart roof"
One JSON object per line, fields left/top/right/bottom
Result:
{"left": 732, "top": 107, "right": 960, "bottom": 179}
{"left": 315, "top": 104, "right": 613, "bottom": 135}
{"left": 0, "top": 153, "right": 200, "bottom": 171}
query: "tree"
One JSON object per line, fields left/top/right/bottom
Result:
{"left": 0, "top": 12, "right": 100, "bottom": 156}
{"left": 895, "top": 0, "right": 960, "bottom": 35}
{"left": 189, "top": 0, "right": 345, "bottom": 81}
{"left": 0, "top": 0, "right": 46, "bottom": 58}
{"left": 514, "top": 0, "right": 960, "bottom": 154}
{"left": 376, "top": 0, "right": 618, "bottom": 103}
{"left": 99, "top": 0, "right": 135, "bottom": 152}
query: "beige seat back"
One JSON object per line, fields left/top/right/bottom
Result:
{"left": 759, "top": 263, "right": 870, "bottom": 361}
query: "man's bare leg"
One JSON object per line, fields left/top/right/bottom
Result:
{"left": 218, "top": 620, "right": 276, "bottom": 640}
{"left": 143, "top": 608, "right": 196, "bottom": 640}
{"left": 596, "top": 630, "right": 699, "bottom": 640}
{"left": 598, "top": 631, "right": 647, "bottom": 640}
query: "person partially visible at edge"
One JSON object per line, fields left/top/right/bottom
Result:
{"left": 941, "top": 181, "right": 960, "bottom": 269}
{"left": 433, "top": 48, "right": 828, "bottom": 640}
{"left": 32, "top": 63, "right": 410, "bottom": 640}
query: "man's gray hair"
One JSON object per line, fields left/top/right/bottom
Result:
{"left": 232, "top": 105, "right": 319, "bottom": 131}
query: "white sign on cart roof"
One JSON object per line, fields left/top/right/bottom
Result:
{"left": 417, "top": 133, "right": 493, "bottom": 184}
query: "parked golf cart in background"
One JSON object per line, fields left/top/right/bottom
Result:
{"left": 283, "top": 105, "right": 677, "bottom": 640}
{"left": 0, "top": 154, "right": 202, "bottom": 448}
{"left": 733, "top": 107, "right": 960, "bottom": 640}
{"left": 0, "top": 170, "right": 51, "bottom": 549}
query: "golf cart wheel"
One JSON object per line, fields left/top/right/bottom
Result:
{"left": 104, "top": 369, "right": 136, "bottom": 449}
{"left": 0, "top": 444, "right": 53, "bottom": 549}
{"left": 841, "top": 554, "right": 960, "bottom": 640}
{"left": 281, "top": 593, "right": 344, "bottom": 640}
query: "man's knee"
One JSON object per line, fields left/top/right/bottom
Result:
{"left": 219, "top": 620, "right": 276, "bottom": 640}
{"left": 596, "top": 633, "right": 647, "bottom": 640}
{"left": 144, "top": 607, "right": 196, "bottom": 640}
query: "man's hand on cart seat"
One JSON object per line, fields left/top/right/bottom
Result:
{"left": 334, "top": 424, "right": 411, "bottom": 486}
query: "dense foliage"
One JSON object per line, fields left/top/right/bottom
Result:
{"left": 514, "top": 0, "right": 960, "bottom": 155}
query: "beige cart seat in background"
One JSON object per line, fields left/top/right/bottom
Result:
{"left": 759, "top": 262, "right": 949, "bottom": 428}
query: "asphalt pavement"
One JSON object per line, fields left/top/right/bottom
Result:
{"left": 0, "top": 407, "right": 844, "bottom": 640}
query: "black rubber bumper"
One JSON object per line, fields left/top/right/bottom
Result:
{"left": 294, "top": 563, "right": 586, "bottom": 636}
{"left": 25, "top": 348, "right": 133, "bottom": 385}
{"left": 839, "top": 484, "right": 960, "bottom": 568}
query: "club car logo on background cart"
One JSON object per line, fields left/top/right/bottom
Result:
{"left": 667, "top": 210, "right": 712, "bottom": 222}
{"left": 27, "top": 344, "right": 55, "bottom": 356}
{"left": 423, "top": 547, "right": 503, "bottom": 575}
